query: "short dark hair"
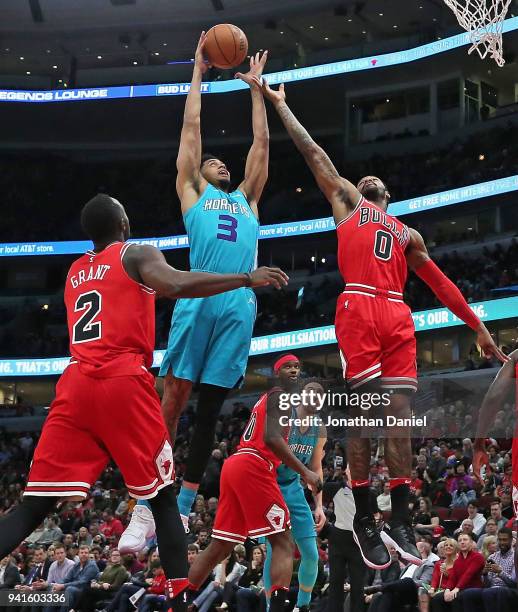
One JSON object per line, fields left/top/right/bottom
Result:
{"left": 419, "top": 534, "right": 433, "bottom": 545}
{"left": 200, "top": 153, "right": 221, "bottom": 167}
{"left": 467, "top": 500, "right": 479, "bottom": 509}
{"left": 81, "top": 193, "right": 123, "bottom": 242}
{"left": 498, "top": 527, "right": 513, "bottom": 538}
{"left": 458, "top": 532, "right": 474, "bottom": 541}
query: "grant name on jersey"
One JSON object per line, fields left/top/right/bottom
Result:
{"left": 358, "top": 206, "right": 409, "bottom": 246}
{"left": 203, "top": 198, "right": 251, "bottom": 218}
{"left": 70, "top": 264, "right": 111, "bottom": 289}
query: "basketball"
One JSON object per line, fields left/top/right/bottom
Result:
{"left": 204, "top": 23, "right": 248, "bottom": 69}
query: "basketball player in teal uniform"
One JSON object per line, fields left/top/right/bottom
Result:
{"left": 263, "top": 355, "right": 327, "bottom": 612}
{"left": 120, "top": 34, "right": 271, "bottom": 551}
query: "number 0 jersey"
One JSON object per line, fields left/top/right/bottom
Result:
{"left": 185, "top": 183, "right": 259, "bottom": 274}
{"left": 64, "top": 241, "right": 155, "bottom": 376}
{"left": 336, "top": 197, "right": 410, "bottom": 294}
{"left": 237, "top": 389, "right": 288, "bottom": 469}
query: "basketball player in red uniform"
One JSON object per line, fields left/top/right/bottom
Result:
{"left": 188, "top": 386, "right": 322, "bottom": 612}
{"left": 474, "top": 348, "right": 518, "bottom": 578}
{"left": 254, "top": 78, "right": 507, "bottom": 569}
{"left": 0, "top": 194, "right": 288, "bottom": 609}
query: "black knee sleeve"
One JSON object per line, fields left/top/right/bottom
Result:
{"left": 183, "top": 384, "right": 229, "bottom": 484}
{"left": 148, "top": 486, "right": 188, "bottom": 579}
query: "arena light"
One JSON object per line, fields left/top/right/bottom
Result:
{"left": 2, "top": 17, "right": 518, "bottom": 104}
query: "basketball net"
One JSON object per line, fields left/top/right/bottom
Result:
{"left": 443, "top": 0, "right": 511, "bottom": 66}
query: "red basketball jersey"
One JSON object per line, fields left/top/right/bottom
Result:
{"left": 336, "top": 197, "right": 410, "bottom": 293}
{"left": 64, "top": 241, "right": 155, "bottom": 376}
{"left": 237, "top": 390, "right": 287, "bottom": 469}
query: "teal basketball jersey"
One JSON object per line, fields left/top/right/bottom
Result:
{"left": 184, "top": 184, "right": 259, "bottom": 274}
{"left": 277, "top": 408, "right": 321, "bottom": 485}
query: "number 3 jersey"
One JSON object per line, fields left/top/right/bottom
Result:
{"left": 64, "top": 241, "right": 155, "bottom": 376}
{"left": 185, "top": 184, "right": 259, "bottom": 274}
{"left": 336, "top": 196, "right": 410, "bottom": 293}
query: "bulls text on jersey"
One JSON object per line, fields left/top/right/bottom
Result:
{"left": 358, "top": 207, "right": 409, "bottom": 246}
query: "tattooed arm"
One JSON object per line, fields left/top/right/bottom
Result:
{"left": 254, "top": 78, "right": 361, "bottom": 224}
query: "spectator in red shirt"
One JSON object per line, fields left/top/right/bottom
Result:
{"left": 100, "top": 510, "right": 124, "bottom": 540}
{"left": 430, "top": 533, "right": 485, "bottom": 611}
{"left": 136, "top": 561, "right": 167, "bottom": 612}
{"left": 429, "top": 538, "right": 458, "bottom": 595}
{"left": 410, "top": 468, "right": 423, "bottom": 499}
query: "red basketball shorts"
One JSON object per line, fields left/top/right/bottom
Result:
{"left": 212, "top": 450, "right": 290, "bottom": 544}
{"left": 24, "top": 363, "right": 174, "bottom": 500}
{"left": 335, "top": 288, "right": 417, "bottom": 392}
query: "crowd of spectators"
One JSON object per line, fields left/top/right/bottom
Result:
{"left": 1, "top": 237, "right": 516, "bottom": 359}
{"left": 1, "top": 373, "right": 517, "bottom": 612}
{"left": 1, "top": 119, "right": 518, "bottom": 243}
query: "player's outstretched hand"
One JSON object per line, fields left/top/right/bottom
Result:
{"left": 235, "top": 50, "right": 268, "bottom": 86}
{"left": 251, "top": 77, "right": 286, "bottom": 106}
{"left": 476, "top": 324, "right": 509, "bottom": 363}
{"left": 302, "top": 468, "right": 323, "bottom": 494}
{"left": 248, "top": 267, "right": 289, "bottom": 289}
{"left": 194, "top": 31, "right": 211, "bottom": 74}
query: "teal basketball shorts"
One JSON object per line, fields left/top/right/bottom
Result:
{"left": 159, "top": 287, "right": 256, "bottom": 388}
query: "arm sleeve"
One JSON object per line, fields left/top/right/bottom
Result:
{"left": 414, "top": 259, "right": 481, "bottom": 330}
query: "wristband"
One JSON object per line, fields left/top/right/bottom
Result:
{"left": 243, "top": 272, "right": 252, "bottom": 287}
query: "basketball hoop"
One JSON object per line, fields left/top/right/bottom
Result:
{"left": 443, "top": 0, "right": 512, "bottom": 66}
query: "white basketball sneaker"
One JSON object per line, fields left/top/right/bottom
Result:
{"left": 118, "top": 504, "right": 156, "bottom": 554}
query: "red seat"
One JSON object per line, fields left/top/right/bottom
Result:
{"left": 478, "top": 496, "right": 498, "bottom": 509}
{"left": 450, "top": 507, "right": 469, "bottom": 521}
{"left": 433, "top": 506, "right": 450, "bottom": 521}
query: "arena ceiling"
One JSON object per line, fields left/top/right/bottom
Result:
{"left": 0, "top": 0, "right": 517, "bottom": 78}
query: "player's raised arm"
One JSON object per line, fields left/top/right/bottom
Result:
{"left": 235, "top": 52, "right": 270, "bottom": 217}
{"left": 473, "top": 350, "right": 517, "bottom": 479}
{"left": 176, "top": 32, "right": 209, "bottom": 211}
{"left": 124, "top": 244, "right": 288, "bottom": 299}
{"left": 264, "top": 390, "right": 323, "bottom": 493}
{"left": 253, "top": 77, "right": 360, "bottom": 225}
{"left": 405, "top": 227, "right": 508, "bottom": 363}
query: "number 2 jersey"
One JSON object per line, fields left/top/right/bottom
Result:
{"left": 336, "top": 196, "right": 410, "bottom": 293}
{"left": 64, "top": 241, "right": 155, "bottom": 377}
{"left": 185, "top": 183, "right": 259, "bottom": 274}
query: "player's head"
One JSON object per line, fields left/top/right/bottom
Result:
{"left": 200, "top": 153, "right": 231, "bottom": 191}
{"left": 300, "top": 377, "right": 326, "bottom": 415}
{"left": 81, "top": 193, "right": 130, "bottom": 245}
{"left": 357, "top": 176, "right": 391, "bottom": 211}
{"left": 273, "top": 354, "right": 301, "bottom": 390}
